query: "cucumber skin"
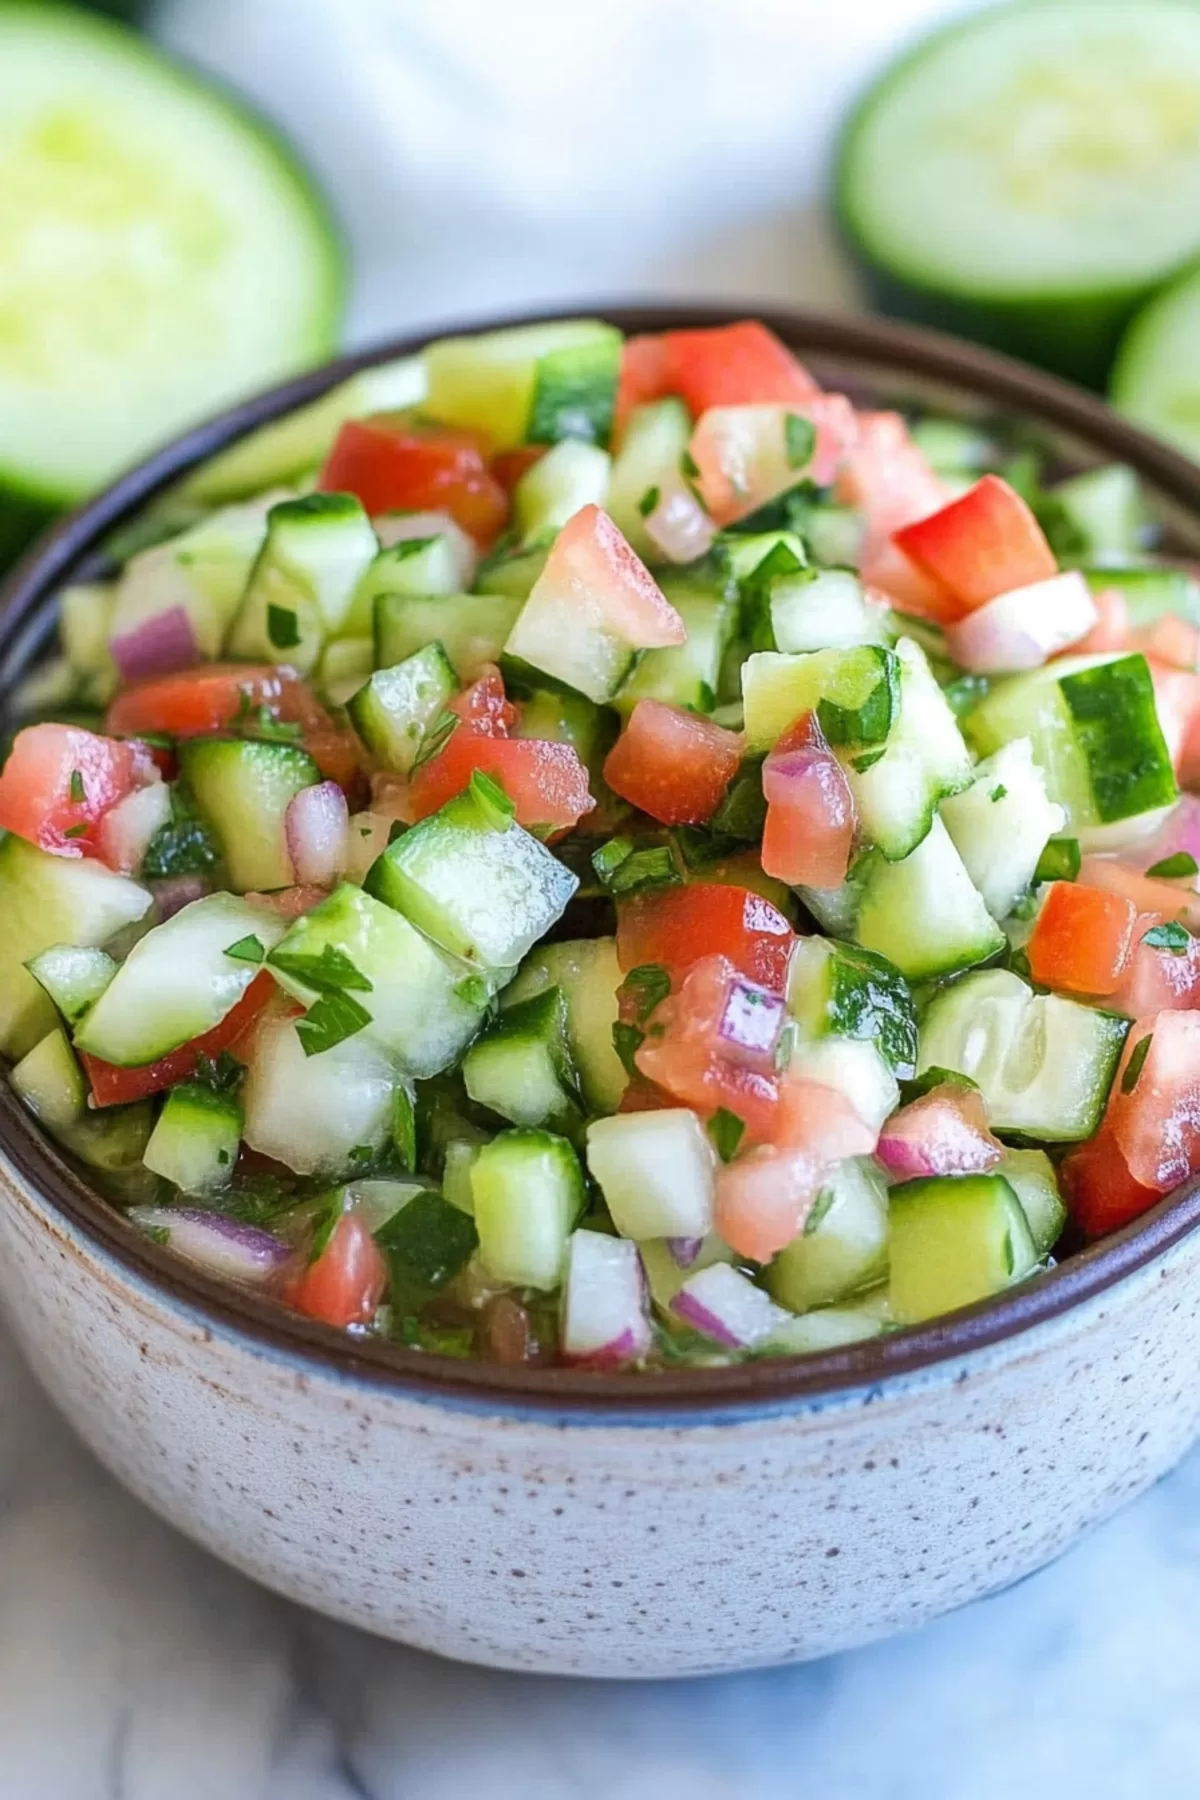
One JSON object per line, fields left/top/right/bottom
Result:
{"left": 833, "top": 8, "right": 1170, "bottom": 391}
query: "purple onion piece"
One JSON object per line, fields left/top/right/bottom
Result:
{"left": 132, "top": 1207, "right": 289, "bottom": 1283}
{"left": 671, "top": 1288, "right": 746, "bottom": 1349}
{"left": 149, "top": 875, "right": 212, "bottom": 919}
{"left": 110, "top": 605, "right": 199, "bottom": 684}
{"left": 285, "top": 781, "right": 349, "bottom": 885}
{"left": 716, "top": 978, "right": 785, "bottom": 1064}
{"left": 665, "top": 1235, "right": 705, "bottom": 1268}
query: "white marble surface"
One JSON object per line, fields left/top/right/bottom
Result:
{"left": 6, "top": 0, "right": 1200, "bottom": 1792}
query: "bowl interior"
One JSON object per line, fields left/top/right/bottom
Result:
{"left": 3, "top": 302, "right": 1200, "bottom": 1414}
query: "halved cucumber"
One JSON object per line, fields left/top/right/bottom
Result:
{"left": 837, "top": 0, "right": 1200, "bottom": 387}
{"left": 180, "top": 737, "right": 320, "bottom": 893}
{"left": 0, "top": 835, "right": 152, "bottom": 1060}
{"left": 0, "top": 5, "right": 342, "bottom": 553}
{"left": 423, "top": 320, "right": 622, "bottom": 450}
{"left": 74, "top": 892, "right": 287, "bottom": 1066}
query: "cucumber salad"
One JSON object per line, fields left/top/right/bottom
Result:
{"left": 4, "top": 316, "right": 1200, "bottom": 1371}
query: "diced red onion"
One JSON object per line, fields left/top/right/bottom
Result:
{"left": 665, "top": 1235, "right": 705, "bottom": 1268}
{"left": 110, "top": 604, "right": 199, "bottom": 684}
{"left": 373, "top": 509, "right": 478, "bottom": 588}
{"left": 716, "top": 976, "right": 786, "bottom": 1070}
{"left": 672, "top": 1262, "right": 791, "bottom": 1350}
{"left": 131, "top": 1207, "right": 289, "bottom": 1283}
{"left": 646, "top": 489, "right": 716, "bottom": 564}
{"left": 946, "top": 571, "right": 1097, "bottom": 674}
{"left": 876, "top": 1083, "right": 1003, "bottom": 1180}
{"left": 561, "top": 1229, "right": 651, "bottom": 1366}
{"left": 149, "top": 874, "right": 212, "bottom": 919}
{"left": 97, "top": 780, "right": 171, "bottom": 876}
{"left": 285, "top": 781, "right": 349, "bottom": 886}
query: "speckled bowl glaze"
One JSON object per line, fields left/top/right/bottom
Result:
{"left": 4, "top": 306, "right": 1200, "bottom": 1679}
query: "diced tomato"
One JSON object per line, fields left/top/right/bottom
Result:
{"left": 1026, "top": 881, "right": 1137, "bottom": 996}
{"left": 633, "top": 955, "right": 782, "bottom": 1140}
{"left": 616, "top": 883, "right": 795, "bottom": 992}
{"left": 81, "top": 971, "right": 275, "bottom": 1106}
{"left": 760, "top": 712, "right": 856, "bottom": 888}
{"left": 714, "top": 1143, "right": 825, "bottom": 1263}
{"left": 1074, "top": 585, "right": 1130, "bottom": 656}
{"left": 1060, "top": 1124, "right": 1163, "bottom": 1238}
{"left": 836, "top": 411, "right": 954, "bottom": 620}
{"left": 319, "top": 416, "right": 508, "bottom": 547}
{"left": 408, "top": 729, "right": 594, "bottom": 829}
{"left": 490, "top": 447, "right": 546, "bottom": 494}
{"left": 1078, "top": 855, "right": 1194, "bottom": 923}
{"left": 661, "top": 321, "right": 821, "bottom": 416}
{"left": 612, "top": 334, "right": 671, "bottom": 443}
{"left": 771, "top": 1077, "right": 878, "bottom": 1161}
{"left": 1140, "top": 613, "right": 1200, "bottom": 672}
{"left": 1146, "top": 660, "right": 1200, "bottom": 787}
{"left": 541, "top": 505, "right": 686, "bottom": 650}
{"left": 105, "top": 664, "right": 363, "bottom": 792}
{"left": 1106, "top": 1010, "right": 1200, "bottom": 1193}
{"left": 286, "top": 1213, "right": 388, "bottom": 1330}
{"left": 446, "top": 664, "right": 516, "bottom": 737}
{"left": 688, "top": 394, "right": 858, "bottom": 527}
{"left": 0, "top": 723, "right": 157, "bottom": 858}
{"left": 1111, "top": 912, "right": 1200, "bottom": 1015}
{"left": 874, "top": 1081, "right": 1001, "bottom": 1178}
{"left": 603, "top": 700, "right": 742, "bottom": 826}
{"left": 892, "top": 475, "right": 1058, "bottom": 618}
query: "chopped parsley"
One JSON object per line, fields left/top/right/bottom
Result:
{"left": 266, "top": 603, "right": 301, "bottom": 650}
{"left": 68, "top": 768, "right": 86, "bottom": 804}
{"left": 1122, "top": 1033, "right": 1154, "bottom": 1094}
{"left": 990, "top": 784, "right": 1008, "bottom": 803}
{"left": 784, "top": 412, "right": 816, "bottom": 470}
{"left": 469, "top": 767, "right": 515, "bottom": 830}
{"left": 620, "top": 963, "right": 671, "bottom": 1024}
{"left": 1146, "top": 852, "right": 1198, "bottom": 880}
{"left": 707, "top": 1107, "right": 745, "bottom": 1162}
{"left": 637, "top": 485, "right": 661, "bottom": 518}
{"left": 223, "top": 934, "right": 265, "bottom": 965}
{"left": 1142, "top": 921, "right": 1191, "bottom": 954}
{"left": 269, "top": 942, "right": 373, "bottom": 994}
{"left": 295, "top": 990, "right": 373, "bottom": 1057}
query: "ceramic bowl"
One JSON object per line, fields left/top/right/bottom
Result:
{"left": 3, "top": 306, "right": 1200, "bottom": 1680}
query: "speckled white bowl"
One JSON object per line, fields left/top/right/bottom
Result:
{"left": 4, "top": 307, "right": 1200, "bottom": 1679}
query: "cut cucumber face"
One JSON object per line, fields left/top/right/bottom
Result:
{"left": 181, "top": 737, "right": 320, "bottom": 893}
{"left": 1112, "top": 261, "right": 1200, "bottom": 459}
{"left": 837, "top": 1, "right": 1200, "bottom": 386}
{"left": 0, "top": 6, "right": 342, "bottom": 530}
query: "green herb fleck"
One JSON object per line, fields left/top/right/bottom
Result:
{"left": 679, "top": 449, "right": 700, "bottom": 480}
{"left": 804, "top": 1187, "right": 836, "bottom": 1236}
{"left": 611, "top": 1021, "right": 645, "bottom": 1079}
{"left": 1122, "top": 1033, "right": 1154, "bottom": 1094}
{"left": 62, "top": 823, "right": 88, "bottom": 839}
{"left": 266, "top": 603, "right": 301, "bottom": 650}
{"left": 592, "top": 837, "right": 679, "bottom": 896}
{"left": 1142, "top": 922, "right": 1191, "bottom": 954}
{"left": 1147, "top": 852, "right": 1199, "bottom": 879}
{"left": 269, "top": 942, "right": 373, "bottom": 994}
{"left": 637, "top": 485, "right": 661, "bottom": 519}
{"left": 193, "top": 1050, "right": 244, "bottom": 1095}
{"left": 142, "top": 783, "right": 218, "bottom": 880}
{"left": 295, "top": 990, "right": 373, "bottom": 1057}
{"left": 392, "top": 1086, "right": 417, "bottom": 1174}
{"left": 707, "top": 1107, "right": 745, "bottom": 1162}
{"left": 1034, "top": 837, "right": 1082, "bottom": 884}
{"left": 454, "top": 973, "right": 491, "bottom": 1009}
{"left": 68, "top": 768, "right": 85, "bottom": 805}
{"left": 990, "top": 784, "right": 1008, "bottom": 803}
{"left": 784, "top": 412, "right": 816, "bottom": 471}
{"left": 620, "top": 963, "right": 671, "bottom": 1024}
{"left": 216, "top": 1148, "right": 230, "bottom": 1166}
{"left": 411, "top": 708, "right": 459, "bottom": 773}
{"left": 469, "top": 768, "right": 515, "bottom": 830}
{"left": 851, "top": 748, "right": 886, "bottom": 774}
{"left": 223, "top": 934, "right": 265, "bottom": 965}
{"left": 375, "top": 1189, "right": 479, "bottom": 1313}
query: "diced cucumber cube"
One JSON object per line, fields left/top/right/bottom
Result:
{"left": 1049, "top": 464, "right": 1144, "bottom": 563}
{"left": 364, "top": 784, "right": 577, "bottom": 971}
{"left": 742, "top": 644, "right": 899, "bottom": 753}
{"left": 227, "top": 493, "right": 378, "bottom": 669}
{"left": 853, "top": 817, "right": 1005, "bottom": 982}
{"left": 60, "top": 582, "right": 117, "bottom": 694}
{"left": 267, "top": 883, "right": 488, "bottom": 1079}
{"left": 143, "top": 1082, "right": 243, "bottom": 1195}
{"left": 75, "top": 893, "right": 287, "bottom": 1067}
{"left": 501, "top": 937, "right": 627, "bottom": 1114}
{"left": 762, "top": 1295, "right": 889, "bottom": 1353}
{"left": 504, "top": 565, "right": 639, "bottom": 705}
{"left": 888, "top": 1174, "right": 1037, "bottom": 1325}
{"left": 940, "top": 737, "right": 1066, "bottom": 921}
{"left": 770, "top": 567, "right": 891, "bottom": 653}
{"left": 469, "top": 1128, "right": 586, "bottom": 1288}
{"left": 112, "top": 500, "right": 272, "bottom": 660}
{"left": 847, "top": 637, "right": 973, "bottom": 860}
{"left": 765, "top": 1157, "right": 890, "bottom": 1313}
{"left": 786, "top": 1036, "right": 899, "bottom": 1135}
{"left": 512, "top": 689, "right": 614, "bottom": 780}
{"left": 585, "top": 1108, "right": 716, "bottom": 1240}
{"left": 374, "top": 590, "right": 522, "bottom": 682}
{"left": 514, "top": 439, "right": 611, "bottom": 542}
{"left": 997, "top": 1148, "right": 1066, "bottom": 1259}
{"left": 1082, "top": 564, "right": 1200, "bottom": 628}
{"left": 917, "top": 968, "right": 1128, "bottom": 1141}
{"left": 605, "top": 397, "right": 695, "bottom": 563}
{"left": 317, "top": 635, "right": 374, "bottom": 706}
{"left": 0, "top": 835, "right": 152, "bottom": 1059}
{"left": 11, "top": 1026, "right": 87, "bottom": 1136}
{"left": 638, "top": 1233, "right": 735, "bottom": 1310}
{"left": 475, "top": 543, "right": 550, "bottom": 602}
{"left": 347, "top": 536, "right": 467, "bottom": 639}
{"left": 463, "top": 988, "right": 580, "bottom": 1131}
{"left": 966, "top": 652, "right": 1178, "bottom": 839}
{"left": 443, "top": 1137, "right": 486, "bottom": 1216}
{"left": 25, "top": 944, "right": 118, "bottom": 1025}
{"left": 241, "top": 1005, "right": 398, "bottom": 1178}
{"left": 424, "top": 319, "right": 622, "bottom": 449}
{"left": 347, "top": 642, "right": 458, "bottom": 776}
{"left": 785, "top": 936, "right": 917, "bottom": 1078}
{"left": 614, "top": 570, "right": 734, "bottom": 717}
{"left": 181, "top": 737, "right": 320, "bottom": 893}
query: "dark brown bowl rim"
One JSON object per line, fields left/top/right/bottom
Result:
{"left": 4, "top": 299, "right": 1200, "bottom": 1419}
